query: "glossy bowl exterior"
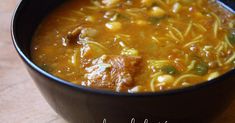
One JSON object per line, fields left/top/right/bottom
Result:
{"left": 12, "top": 0, "right": 235, "bottom": 123}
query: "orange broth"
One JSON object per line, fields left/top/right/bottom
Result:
{"left": 31, "top": 0, "right": 235, "bottom": 92}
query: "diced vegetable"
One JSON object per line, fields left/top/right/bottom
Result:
{"left": 105, "top": 21, "right": 122, "bottom": 31}
{"left": 149, "top": 6, "right": 166, "bottom": 18}
{"left": 157, "top": 75, "right": 175, "bottom": 83}
{"left": 121, "top": 48, "right": 139, "bottom": 56}
{"left": 172, "top": 2, "right": 182, "bottom": 13}
{"left": 161, "top": 65, "right": 178, "bottom": 75}
{"left": 194, "top": 62, "right": 208, "bottom": 75}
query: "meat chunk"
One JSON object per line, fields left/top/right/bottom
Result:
{"left": 65, "top": 26, "right": 98, "bottom": 45}
{"left": 83, "top": 55, "right": 141, "bottom": 91}
{"left": 66, "top": 26, "right": 83, "bottom": 44}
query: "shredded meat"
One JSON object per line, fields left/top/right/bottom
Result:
{"left": 83, "top": 55, "right": 141, "bottom": 92}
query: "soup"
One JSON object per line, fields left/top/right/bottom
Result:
{"left": 31, "top": 0, "right": 235, "bottom": 92}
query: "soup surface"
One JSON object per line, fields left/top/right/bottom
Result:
{"left": 31, "top": 0, "right": 235, "bottom": 92}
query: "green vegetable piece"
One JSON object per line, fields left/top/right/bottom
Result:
{"left": 148, "top": 17, "right": 161, "bottom": 25}
{"left": 194, "top": 62, "right": 208, "bottom": 75}
{"left": 161, "top": 65, "right": 178, "bottom": 75}
{"left": 228, "top": 30, "right": 235, "bottom": 44}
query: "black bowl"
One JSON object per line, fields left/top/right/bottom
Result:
{"left": 11, "top": 0, "right": 235, "bottom": 123}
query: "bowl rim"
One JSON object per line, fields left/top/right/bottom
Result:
{"left": 11, "top": 0, "right": 235, "bottom": 97}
